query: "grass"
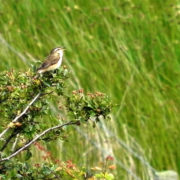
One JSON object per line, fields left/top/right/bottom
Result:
{"left": 0, "top": 0, "right": 180, "bottom": 179}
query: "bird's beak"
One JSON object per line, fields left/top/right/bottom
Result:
{"left": 62, "top": 47, "right": 66, "bottom": 51}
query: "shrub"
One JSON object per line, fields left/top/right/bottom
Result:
{"left": 0, "top": 66, "right": 113, "bottom": 179}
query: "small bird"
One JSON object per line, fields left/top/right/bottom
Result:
{"left": 36, "top": 47, "right": 65, "bottom": 74}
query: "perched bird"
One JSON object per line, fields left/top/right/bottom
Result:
{"left": 36, "top": 47, "right": 65, "bottom": 74}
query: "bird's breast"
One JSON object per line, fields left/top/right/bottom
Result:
{"left": 57, "top": 56, "right": 62, "bottom": 68}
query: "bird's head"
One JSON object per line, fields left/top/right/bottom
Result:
{"left": 50, "top": 47, "right": 65, "bottom": 57}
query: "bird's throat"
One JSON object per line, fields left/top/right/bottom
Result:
{"left": 57, "top": 55, "right": 63, "bottom": 68}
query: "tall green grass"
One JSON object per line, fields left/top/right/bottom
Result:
{"left": 0, "top": 0, "right": 180, "bottom": 179}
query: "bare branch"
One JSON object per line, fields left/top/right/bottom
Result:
{"left": 11, "top": 134, "right": 19, "bottom": 152}
{"left": 0, "top": 121, "right": 79, "bottom": 162}
{"left": 0, "top": 93, "right": 41, "bottom": 140}
{"left": 0, "top": 129, "right": 20, "bottom": 152}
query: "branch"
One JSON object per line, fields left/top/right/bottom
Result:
{"left": 0, "top": 93, "right": 41, "bottom": 140}
{"left": 0, "top": 120, "right": 79, "bottom": 162}
{"left": 0, "top": 129, "right": 20, "bottom": 152}
{"left": 11, "top": 134, "right": 19, "bottom": 152}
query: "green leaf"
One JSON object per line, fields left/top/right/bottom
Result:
{"left": 25, "top": 150, "right": 32, "bottom": 161}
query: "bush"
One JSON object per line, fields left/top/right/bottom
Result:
{"left": 0, "top": 66, "right": 113, "bottom": 179}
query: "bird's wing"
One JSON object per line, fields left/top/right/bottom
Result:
{"left": 37, "top": 54, "right": 59, "bottom": 70}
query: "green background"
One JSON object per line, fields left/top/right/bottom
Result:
{"left": 0, "top": 0, "right": 179, "bottom": 179}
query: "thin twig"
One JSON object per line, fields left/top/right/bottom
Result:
{"left": 0, "top": 121, "right": 79, "bottom": 162}
{"left": 0, "top": 93, "right": 41, "bottom": 140}
{"left": 11, "top": 134, "right": 19, "bottom": 152}
{"left": 41, "top": 91, "right": 54, "bottom": 96}
{"left": 0, "top": 129, "right": 20, "bottom": 152}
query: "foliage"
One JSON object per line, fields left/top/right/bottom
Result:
{"left": 0, "top": 159, "right": 115, "bottom": 180}
{"left": 66, "top": 90, "right": 111, "bottom": 125}
{"left": 0, "top": 67, "right": 112, "bottom": 179}
{"left": 0, "top": 142, "right": 116, "bottom": 179}
{"left": 0, "top": 67, "right": 67, "bottom": 120}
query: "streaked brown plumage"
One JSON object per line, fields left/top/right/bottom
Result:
{"left": 37, "top": 47, "right": 65, "bottom": 74}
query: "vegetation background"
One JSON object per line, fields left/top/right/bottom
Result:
{"left": 0, "top": 0, "right": 179, "bottom": 179}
